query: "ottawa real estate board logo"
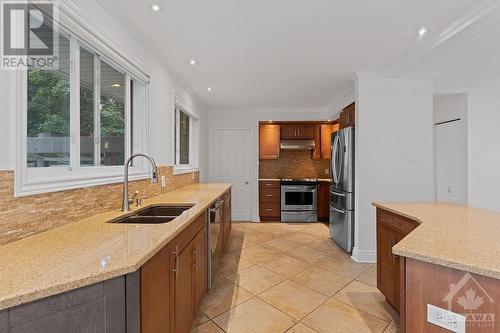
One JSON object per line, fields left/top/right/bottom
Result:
{"left": 1, "top": 0, "right": 59, "bottom": 70}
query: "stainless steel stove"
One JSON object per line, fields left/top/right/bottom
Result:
{"left": 280, "top": 178, "right": 318, "bottom": 222}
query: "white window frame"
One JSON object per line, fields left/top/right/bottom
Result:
{"left": 14, "top": 4, "right": 151, "bottom": 196}
{"left": 172, "top": 93, "right": 199, "bottom": 175}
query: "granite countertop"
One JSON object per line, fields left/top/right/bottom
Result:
{"left": 0, "top": 183, "right": 231, "bottom": 310}
{"left": 373, "top": 202, "right": 500, "bottom": 280}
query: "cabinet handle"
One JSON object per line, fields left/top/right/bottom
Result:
{"left": 172, "top": 246, "right": 179, "bottom": 278}
{"left": 390, "top": 240, "right": 396, "bottom": 262}
{"left": 193, "top": 247, "right": 199, "bottom": 269}
{"left": 265, "top": 194, "right": 273, "bottom": 197}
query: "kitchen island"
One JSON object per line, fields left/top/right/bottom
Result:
{"left": 373, "top": 202, "right": 500, "bottom": 333}
{"left": 0, "top": 183, "right": 231, "bottom": 333}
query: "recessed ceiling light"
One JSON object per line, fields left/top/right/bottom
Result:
{"left": 111, "top": 83, "right": 121, "bottom": 87}
{"left": 151, "top": 4, "right": 160, "bottom": 12}
{"left": 189, "top": 59, "right": 197, "bottom": 65}
{"left": 207, "top": 87, "right": 213, "bottom": 92}
{"left": 418, "top": 26, "right": 428, "bottom": 38}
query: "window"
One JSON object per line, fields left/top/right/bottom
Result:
{"left": 174, "top": 104, "right": 199, "bottom": 173}
{"left": 18, "top": 14, "right": 150, "bottom": 196}
{"left": 27, "top": 33, "right": 71, "bottom": 168}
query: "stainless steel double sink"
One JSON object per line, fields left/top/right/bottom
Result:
{"left": 109, "top": 204, "right": 194, "bottom": 224}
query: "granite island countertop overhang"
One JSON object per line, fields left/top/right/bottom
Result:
{"left": 373, "top": 202, "right": 500, "bottom": 280}
{"left": 0, "top": 183, "right": 231, "bottom": 311}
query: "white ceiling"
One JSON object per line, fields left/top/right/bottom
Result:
{"left": 102, "top": 0, "right": 482, "bottom": 109}
{"left": 403, "top": 5, "right": 500, "bottom": 92}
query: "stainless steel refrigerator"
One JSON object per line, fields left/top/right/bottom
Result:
{"left": 330, "top": 126, "right": 354, "bottom": 253}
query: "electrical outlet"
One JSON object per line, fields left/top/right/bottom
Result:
{"left": 161, "top": 175, "right": 166, "bottom": 189}
{"left": 324, "top": 168, "right": 329, "bottom": 175}
{"left": 427, "top": 304, "right": 465, "bottom": 333}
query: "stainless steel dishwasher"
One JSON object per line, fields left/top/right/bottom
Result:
{"left": 207, "top": 198, "right": 224, "bottom": 289}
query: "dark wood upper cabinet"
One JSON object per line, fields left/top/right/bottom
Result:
{"left": 280, "top": 124, "right": 297, "bottom": 140}
{"left": 259, "top": 124, "right": 280, "bottom": 160}
{"left": 340, "top": 102, "right": 355, "bottom": 129}
{"left": 313, "top": 123, "right": 339, "bottom": 160}
{"left": 281, "top": 124, "right": 314, "bottom": 140}
{"left": 312, "top": 125, "right": 321, "bottom": 160}
{"left": 320, "top": 123, "right": 339, "bottom": 160}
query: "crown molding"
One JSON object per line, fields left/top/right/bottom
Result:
{"left": 434, "top": 83, "right": 500, "bottom": 95}
{"left": 384, "top": 0, "right": 500, "bottom": 77}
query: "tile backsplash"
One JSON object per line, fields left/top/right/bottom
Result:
{"left": 259, "top": 150, "right": 330, "bottom": 179}
{"left": 0, "top": 166, "right": 199, "bottom": 245}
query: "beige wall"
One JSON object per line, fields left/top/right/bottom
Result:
{"left": 0, "top": 167, "right": 199, "bottom": 245}
{"left": 259, "top": 151, "right": 330, "bottom": 179}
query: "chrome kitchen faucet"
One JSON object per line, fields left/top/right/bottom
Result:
{"left": 122, "top": 153, "right": 158, "bottom": 212}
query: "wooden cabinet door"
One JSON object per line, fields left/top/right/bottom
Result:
{"left": 312, "top": 125, "right": 321, "bottom": 160}
{"left": 172, "top": 242, "right": 195, "bottom": 333}
{"left": 320, "top": 124, "right": 335, "bottom": 159}
{"left": 141, "top": 246, "right": 171, "bottom": 333}
{"left": 280, "top": 124, "right": 297, "bottom": 139}
{"left": 193, "top": 227, "right": 207, "bottom": 314}
{"left": 340, "top": 103, "right": 355, "bottom": 129}
{"left": 376, "top": 223, "right": 400, "bottom": 312}
{"left": 222, "top": 192, "right": 232, "bottom": 248}
{"left": 296, "top": 124, "right": 314, "bottom": 139}
{"left": 259, "top": 124, "right": 280, "bottom": 160}
{"left": 317, "top": 182, "right": 330, "bottom": 220}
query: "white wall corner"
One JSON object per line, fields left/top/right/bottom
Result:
{"left": 351, "top": 247, "right": 377, "bottom": 263}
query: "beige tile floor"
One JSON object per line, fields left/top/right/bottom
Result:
{"left": 192, "top": 222, "right": 400, "bottom": 333}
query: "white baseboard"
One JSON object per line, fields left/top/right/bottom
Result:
{"left": 351, "top": 247, "right": 376, "bottom": 263}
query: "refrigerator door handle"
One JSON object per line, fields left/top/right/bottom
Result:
{"left": 330, "top": 189, "right": 346, "bottom": 197}
{"left": 332, "top": 135, "right": 340, "bottom": 183}
{"left": 330, "top": 206, "right": 346, "bottom": 214}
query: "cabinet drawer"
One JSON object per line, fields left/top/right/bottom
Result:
{"left": 259, "top": 203, "right": 281, "bottom": 217}
{"left": 259, "top": 188, "right": 280, "bottom": 203}
{"left": 259, "top": 180, "right": 280, "bottom": 189}
{"left": 377, "top": 209, "right": 419, "bottom": 235}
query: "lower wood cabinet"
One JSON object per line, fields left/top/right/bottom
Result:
{"left": 141, "top": 211, "right": 207, "bottom": 333}
{"left": 376, "top": 208, "right": 418, "bottom": 313}
{"left": 259, "top": 180, "right": 281, "bottom": 221}
{"left": 317, "top": 182, "right": 330, "bottom": 221}
{"left": 221, "top": 191, "right": 232, "bottom": 250}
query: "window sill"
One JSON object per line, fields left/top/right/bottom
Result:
{"left": 173, "top": 166, "right": 199, "bottom": 176}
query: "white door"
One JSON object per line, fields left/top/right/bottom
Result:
{"left": 435, "top": 120, "right": 467, "bottom": 204}
{"left": 211, "top": 129, "right": 253, "bottom": 221}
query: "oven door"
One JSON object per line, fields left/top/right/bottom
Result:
{"left": 281, "top": 185, "right": 317, "bottom": 211}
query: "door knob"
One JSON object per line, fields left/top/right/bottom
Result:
{"left": 245, "top": 181, "right": 249, "bottom": 185}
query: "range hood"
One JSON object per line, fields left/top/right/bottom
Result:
{"left": 280, "top": 139, "right": 316, "bottom": 150}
